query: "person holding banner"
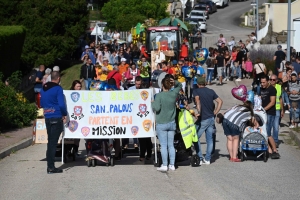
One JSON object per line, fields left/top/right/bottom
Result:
{"left": 40, "top": 71, "right": 67, "bottom": 174}
{"left": 152, "top": 77, "right": 182, "bottom": 171}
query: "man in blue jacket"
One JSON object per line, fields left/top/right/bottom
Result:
{"left": 40, "top": 71, "right": 68, "bottom": 174}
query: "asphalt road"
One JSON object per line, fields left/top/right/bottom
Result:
{"left": 1, "top": 79, "right": 300, "bottom": 200}
{"left": 203, "top": 0, "right": 268, "bottom": 35}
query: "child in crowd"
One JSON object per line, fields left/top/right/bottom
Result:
{"left": 245, "top": 57, "right": 253, "bottom": 79}
{"left": 290, "top": 101, "right": 300, "bottom": 128}
{"left": 176, "top": 89, "right": 189, "bottom": 110}
{"left": 243, "top": 114, "right": 265, "bottom": 138}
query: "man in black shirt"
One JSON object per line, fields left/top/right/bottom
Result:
{"left": 216, "top": 52, "right": 225, "bottom": 85}
{"left": 218, "top": 43, "right": 228, "bottom": 54}
{"left": 274, "top": 45, "right": 286, "bottom": 76}
{"left": 235, "top": 47, "right": 244, "bottom": 81}
{"left": 260, "top": 75, "right": 280, "bottom": 159}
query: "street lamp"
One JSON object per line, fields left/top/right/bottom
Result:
{"left": 250, "top": 0, "right": 259, "bottom": 37}
{"left": 287, "top": 0, "right": 291, "bottom": 60}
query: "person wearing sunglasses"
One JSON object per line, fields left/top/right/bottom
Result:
{"left": 269, "top": 75, "right": 284, "bottom": 147}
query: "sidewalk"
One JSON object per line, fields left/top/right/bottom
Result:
{"left": 0, "top": 126, "right": 33, "bottom": 159}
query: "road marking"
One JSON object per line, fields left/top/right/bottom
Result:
{"left": 209, "top": 24, "right": 230, "bottom": 31}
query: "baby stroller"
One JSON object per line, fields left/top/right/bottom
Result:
{"left": 85, "top": 139, "right": 115, "bottom": 167}
{"left": 154, "top": 108, "right": 200, "bottom": 167}
{"left": 238, "top": 110, "right": 269, "bottom": 162}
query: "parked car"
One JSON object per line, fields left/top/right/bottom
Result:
{"left": 193, "top": 1, "right": 217, "bottom": 14}
{"left": 211, "top": 0, "right": 229, "bottom": 7}
{"left": 187, "top": 9, "right": 209, "bottom": 20}
{"left": 186, "top": 17, "right": 207, "bottom": 32}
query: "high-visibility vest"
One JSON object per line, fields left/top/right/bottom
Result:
{"left": 275, "top": 84, "right": 282, "bottom": 110}
{"left": 178, "top": 109, "right": 198, "bottom": 149}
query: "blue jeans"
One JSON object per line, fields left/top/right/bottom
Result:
{"left": 206, "top": 69, "right": 214, "bottom": 82}
{"left": 231, "top": 66, "right": 241, "bottom": 78}
{"left": 266, "top": 114, "right": 279, "bottom": 143}
{"left": 156, "top": 121, "right": 176, "bottom": 166}
{"left": 282, "top": 91, "right": 290, "bottom": 105}
{"left": 84, "top": 78, "right": 92, "bottom": 90}
{"left": 193, "top": 117, "right": 215, "bottom": 161}
{"left": 45, "top": 118, "right": 63, "bottom": 169}
{"left": 256, "top": 84, "right": 261, "bottom": 96}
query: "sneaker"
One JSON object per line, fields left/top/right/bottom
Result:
{"left": 157, "top": 165, "right": 168, "bottom": 172}
{"left": 47, "top": 168, "right": 63, "bottom": 174}
{"left": 199, "top": 160, "right": 203, "bottom": 165}
{"left": 202, "top": 158, "right": 210, "bottom": 165}
{"left": 285, "top": 110, "right": 290, "bottom": 114}
{"left": 236, "top": 78, "right": 241, "bottom": 81}
{"left": 271, "top": 152, "right": 280, "bottom": 159}
{"left": 275, "top": 143, "right": 279, "bottom": 148}
{"left": 193, "top": 104, "right": 196, "bottom": 108}
{"left": 289, "top": 125, "right": 294, "bottom": 128}
{"left": 168, "top": 165, "right": 175, "bottom": 171}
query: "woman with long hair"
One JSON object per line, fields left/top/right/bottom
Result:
{"left": 151, "top": 77, "right": 182, "bottom": 171}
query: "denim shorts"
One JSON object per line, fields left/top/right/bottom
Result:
{"left": 222, "top": 118, "right": 241, "bottom": 136}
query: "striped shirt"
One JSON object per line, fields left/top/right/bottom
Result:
{"left": 224, "top": 106, "right": 251, "bottom": 128}
{"left": 288, "top": 81, "right": 300, "bottom": 101}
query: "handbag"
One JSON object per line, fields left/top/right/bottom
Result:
{"left": 278, "top": 61, "right": 285, "bottom": 79}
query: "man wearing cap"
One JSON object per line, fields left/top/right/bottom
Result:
{"left": 118, "top": 58, "right": 129, "bottom": 76}
{"left": 81, "top": 45, "right": 96, "bottom": 65}
{"left": 274, "top": 45, "right": 286, "bottom": 76}
{"left": 107, "top": 65, "right": 122, "bottom": 89}
{"left": 193, "top": 76, "right": 223, "bottom": 165}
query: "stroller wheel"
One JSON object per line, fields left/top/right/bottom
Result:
{"left": 190, "top": 155, "right": 200, "bottom": 167}
{"left": 110, "top": 156, "right": 115, "bottom": 166}
{"left": 153, "top": 152, "right": 162, "bottom": 167}
{"left": 263, "top": 151, "right": 268, "bottom": 162}
{"left": 87, "top": 159, "right": 92, "bottom": 167}
{"left": 92, "top": 159, "right": 96, "bottom": 167}
{"left": 240, "top": 150, "right": 244, "bottom": 162}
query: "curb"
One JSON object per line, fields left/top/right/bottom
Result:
{"left": 0, "top": 136, "right": 33, "bottom": 160}
{"left": 289, "top": 130, "right": 300, "bottom": 148}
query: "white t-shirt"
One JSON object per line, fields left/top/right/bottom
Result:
{"left": 113, "top": 33, "right": 120, "bottom": 40}
{"left": 254, "top": 63, "right": 266, "bottom": 74}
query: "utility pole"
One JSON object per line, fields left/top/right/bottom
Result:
{"left": 256, "top": 0, "right": 259, "bottom": 37}
{"left": 287, "top": 0, "right": 291, "bottom": 61}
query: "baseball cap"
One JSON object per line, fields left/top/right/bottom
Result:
{"left": 85, "top": 45, "right": 89, "bottom": 49}
{"left": 121, "top": 58, "right": 126, "bottom": 62}
{"left": 103, "top": 57, "right": 108, "bottom": 62}
{"left": 197, "top": 75, "right": 205, "bottom": 85}
{"left": 172, "top": 60, "right": 177, "bottom": 65}
{"left": 239, "top": 40, "right": 242, "bottom": 43}
{"left": 277, "top": 45, "right": 282, "bottom": 49}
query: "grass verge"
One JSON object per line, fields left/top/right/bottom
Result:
{"left": 60, "top": 64, "right": 82, "bottom": 90}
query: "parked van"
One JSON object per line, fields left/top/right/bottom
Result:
{"left": 187, "top": 10, "right": 209, "bottom": 20}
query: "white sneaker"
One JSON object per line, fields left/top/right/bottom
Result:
{"left": 285, "top": 110, "right": 290, "bottom": 114}
{"left": 168, "top": 165, "right": 175, "bottom": 171}
{"left": 289, "top": 125, "right": 295, "bottom": 128}
{"left": 236, "top": 78, "right": 241, "bottom": 81}
{"left": 157, "top": 165, "right": 168, "bottom": 172}
{"left": 199, "top": 160, "right": 203, "bottom": 166}
{"left": 202, "top": 158, "right": 210, "bottom": 165}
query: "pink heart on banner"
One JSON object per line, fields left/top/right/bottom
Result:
{"left": 81, "top": 127, "right": 90, "bottom": 137}
{"left": 231, "top": 85, "right": 247, "bottom": 102}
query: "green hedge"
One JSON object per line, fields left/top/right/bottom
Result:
{"left": 0, "top": 26, "right": 26, "bottom": 79}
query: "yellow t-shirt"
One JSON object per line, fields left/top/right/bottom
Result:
{"left": 98, "top": 64, "right": 113, "bottom": 81}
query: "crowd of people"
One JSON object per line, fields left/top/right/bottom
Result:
{"left": 33, "top": 30, "right": 300, "bottom": 173}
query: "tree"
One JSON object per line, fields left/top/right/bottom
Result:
{"left": 101, "top": 0, "right": 169, "bottom": 31}
{"left": 0, "top": 0, "right": 89, "bottom": 69}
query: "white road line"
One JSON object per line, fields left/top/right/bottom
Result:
{"left": 209, "top": 24, "right": 230, "bottom": 31}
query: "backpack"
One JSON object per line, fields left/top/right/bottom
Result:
{"left": 29, "top": 69, "right": 37, "bottom": 84}
{"left": 206, "top": 58, "right": 212, "bottom": 67}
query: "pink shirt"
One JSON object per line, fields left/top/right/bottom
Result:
{"left": 245, "top": 61, "right": 253, "bottom": 72}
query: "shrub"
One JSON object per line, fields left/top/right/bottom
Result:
{"left": 249, "top": 46, "right": 276, "bottom": 72}
{"left": 0, "top": 71, "right": 37, "bottom": 130}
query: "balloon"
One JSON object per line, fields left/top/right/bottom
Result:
{"left": 246, "top": 90, "right": 254, "bottom": 104}
{"left": 99, "top": 82, "right": 108, "bottom": 91}
{"left": 194, "top": 48, "right": 208, "bottom": 65}
{"left": 106, "top": 84, "right": 118, "bottom": 91}
{"left": 182, "top": 66, "right": 192, "bottom": 80}
{"left": 231, "top": 85, "right": 247, "bottom": 102}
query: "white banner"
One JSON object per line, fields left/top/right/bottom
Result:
{"left": 63, "top": 89, "right": 154, "bottom": 139}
